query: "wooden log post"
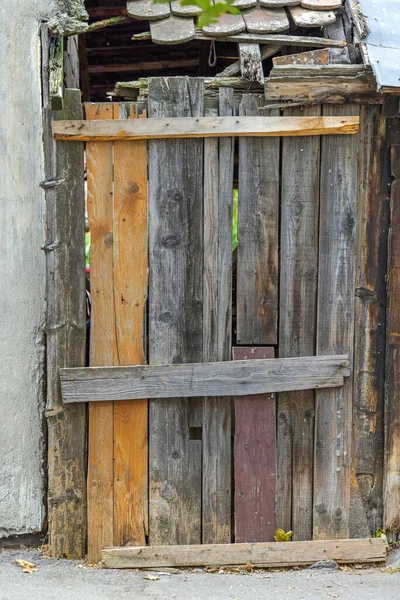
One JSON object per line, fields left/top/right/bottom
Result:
{"left": 43, "top": 89, "right": 87, "bottom": 558}
{"left": 384, "top": 142, "right": 400, "bottom": 542}
{"left": 352, "top": 105, "right": 390, "bottom": 537}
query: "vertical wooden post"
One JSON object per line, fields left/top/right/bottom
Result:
{"left": 202, "top": 88, "right": 234, "bottom": 544}
{"left": 237, "top": 96, "right": 279, "bottom": 345}
{"left": 353, "top": 105, "right": 389, "bottom": 536}
{"left": 314, "top": 104, "right": 359, "bottom": 540}
{"left": 278, "top": 105, "right": 321, "bottom": 540}
{"left": 233, "top": 347, "right": 276, "bottom": 543}
{"left": 148, "top": 78, "right": 204, "bottom": 545}
{"left": 44, "top": 89, "right": 87, "bottom": 558}
{"left": 86, "top": 103, "right": 117, "bottom": 563}
{"left": 384, "top": 142, "right": 400, "bottom": 542}
{"left": 113, "top": 104, "right": 148, "bottom": 547}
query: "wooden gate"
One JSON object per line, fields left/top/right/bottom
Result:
{"left": 55, "top": 77, "right": 360, "bottom": 563}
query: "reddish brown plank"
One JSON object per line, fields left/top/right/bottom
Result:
{"left": 233, "top": 347, "right": 276, "bottom": 543}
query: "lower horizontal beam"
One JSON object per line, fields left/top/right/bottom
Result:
{"left": 52, "top": 116, "right": 359, "bottom": 141}
{"left": 102, "top": 538, "right": 386, "bottom": 569}
{"left": 60, "top": 354, "right": 350, "bottom": 403}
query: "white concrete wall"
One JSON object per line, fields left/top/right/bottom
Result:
{"left": 0, "top": 0, "right": 85, "bottom": 538}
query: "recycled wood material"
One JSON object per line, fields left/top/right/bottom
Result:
{"left": 314, "top": 104, "right": 360, "bottom": 540}
{"left": 60, "top": 355, "right": 350, "bottom": 403}
{"left": 237, "top": 96, "right": 280, "bottom": 345}
{"left": 53, "top": 115, "right": 360, "bottom": 141}
{"left": 86, "top": 103, "right": 117, "bottom": 564}
{"left": 102, "top": 538, "right": 387, "bottom": 568}
{"left": 353, "top": 105, "right": 389, "bottom": 536}
{"left": 44, "top": 89, "right": 87, "bottom": 559}
{"left": 233, "top": 347, "right": 276, "bottom": 543}
{"left": 112, "top": 104, "right": 148, "bottom": 548}
{"left": 202, "top": 89, "right": 234, "bottom": 544}
{"left": 147, "top": 77, "right": 204, "bottom": 546}
{"left": 277, "top": 105, "right": 321, "bottom": 540}
{"left": 384, "top": 144, "right": 400, "bottom": 542}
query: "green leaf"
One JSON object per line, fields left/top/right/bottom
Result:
{"left": 274, "top": 529, "right": 293, "bottom": 542}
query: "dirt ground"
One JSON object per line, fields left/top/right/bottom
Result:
{"left": 0, "top": 547, "right": 399, "bottom": 600}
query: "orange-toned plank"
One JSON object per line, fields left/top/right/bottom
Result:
{"left": 86, "top": 103, "right": 117, "bottom": 564}
{"left": 113, "top": 104, "right": 149, "bottom": 546}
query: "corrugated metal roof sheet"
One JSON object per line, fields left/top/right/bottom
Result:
{"left": 358, "top": 0, "right": 400, "bottom": 90}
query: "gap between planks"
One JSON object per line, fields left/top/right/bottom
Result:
{"left": 53, "top": 116, "right": 360, "bottom": 141}
{"left": 101, "top": 538, "right": 387, "bottom": 569}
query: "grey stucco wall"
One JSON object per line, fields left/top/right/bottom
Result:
{"left": 0, "top": 0, "right": 85, "bottom": 538}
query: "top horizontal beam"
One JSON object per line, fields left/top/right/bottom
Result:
{"left": 60, "top": 354, "right": 350, "bottom": 403}
{"left": 53, "top": 116, "right": 359, "bottom": 141}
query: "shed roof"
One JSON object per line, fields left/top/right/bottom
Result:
{"left": 356, "top": 0, "right": 400, "bottom": 91}
{"left": 126, "top": 0, "right": 343, "bottom": 44}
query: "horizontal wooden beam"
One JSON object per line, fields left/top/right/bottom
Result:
{"left": 102, "top": 538, "right": 386, "bottom": 569}
{"left": 60, "top": 355, "right": 350, "bottom": 403}
{"left": 53, "top": 116, "right": 359, "bottom": 141}
{"left": 132, "top": 30, "right": 347, "bottom": 48}
{"left": 87, "top": 58, "right": 198, "bottom": 74}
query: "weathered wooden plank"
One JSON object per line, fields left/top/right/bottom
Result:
{"left": 102, "top": 538, "right": 387, "bottom": 568}
{"left": 277, "top": 105, "right": 321, "bottom": 541}
{"left": 202, "top": 89, "right": 234, "bottom": 544}
{"left": 53, "top": 116, "right": 360, "bottom": 140}
{"left": 273, "top": 48, "right": 330, "bottom": 66}
{"left": 49, "top": 36, "right": 64, "bottom": 110}
{"left": 148, "top": 78, "right": 204, "bottom": 545}
{"left": 234, "top": 347, "right": 276, "bottom": 543}
{"left": 352, "top": 105, "right": 389, "bottom": 537}
{"left": 384, "top": 144, "right": 400, "bottom": 542}
{"left": 113, "top": 104, "right": 149, "bottom": 547}
{"left": 86, "top": 103, "right": 117, "bottom": 564}
{"left": 239, "top": 44, "right": 264, "bottom": 83}
{"left": 44, "top": 89, "right": 87, "bottom": 558}
{"left": 60, "top": 355, "right": 350, "bottom": 402}
{"left": 314, "top": 104, "right": 359, "bottom": 540}
{"left": 237, "top": 96, "right": 280, "bottom": 345}
{"left": 218, "top": 43, "right": 282, "bottom": 77}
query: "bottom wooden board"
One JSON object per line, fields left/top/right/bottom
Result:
{"left": 102, "top": 538, "right": 386, "bottom": 569}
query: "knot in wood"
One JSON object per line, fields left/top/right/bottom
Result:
{"left": 162, "top": 235, "right": 180, "bottom": 249}
{"left": 129, "top": 182, "right": 140, "bottom": 194}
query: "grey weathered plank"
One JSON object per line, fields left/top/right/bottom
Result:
{"left": 148, "top": 77, "right": 204, "bottom": 545}
{"left": 102, "top": 538, "right": 387, "bottom": 569}
{"left": 43, "top": 89, "right": 87, "bottom": 558}
{"left": 277, "top": 105, "right": 321, "bottom": 540}
{"left": 202, "top": 88, "right": 234, "bottom": 544}
{"left": 60, "top": 355, "right": 350, "bottom": 402}
{"left": 352, "top": 105, "right": 389, "bottom": 537}
{"left": 384, "top": 144, "right": 400, "bottom": 542}
{"left": 53, "top": 115, "right": 360, "bottom": 141}
{"left": 239, "top": 44, "right": 264, "bottom": 83}
{"left": 237, "top": 95, "right": 280, "bottom": 345}
{"left": 314, "top": 104, "right": 359, "bottom": 540}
